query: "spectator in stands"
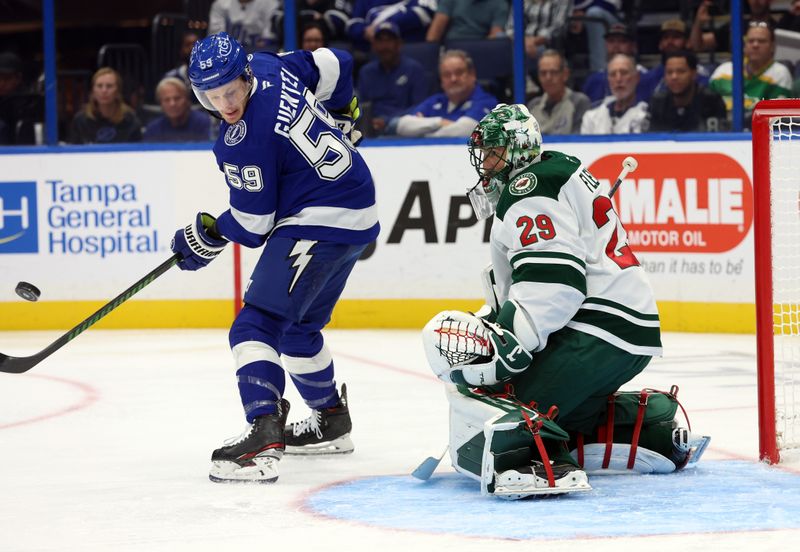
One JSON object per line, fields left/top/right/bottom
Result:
{"left": 581, "top": 53, "right": 648, "bottom": 134}
{"left": 0, "top": 52, "right": 42, "bottom": 144}
{"left": 690, "top": 0, "right": 774, "bottom": 53}
{"left": 208, "top": 0, "right": 280, "bottom": 52}
{"left": 778, "top": 0, "right": 800, "bottom": 32}
{"left": 527, "top": 49, "right": 589, "bottom": 135}
{"left": 69, "top": 67, "right": 142, "bottom": 144}
{"left": 581, "top": 23, "right": 649, "bottom": 104}
{"left": 301, "top": 20, "right": 329, "bottom": 50}
{"left": 648, "top": 51, "right": 727, "bottom": 133}
{"left": 575, "top": 0, "right": 622, "bottom": 72}
{"left": 507, "top": 0, "right": 572, "bottom": 69}
{"left": 426, "top": 0, "right": 509, "bottom": 43}
{"left": 393, "top": 49, "right": 497, "bottom": 137}
{"left": 143, "top": 78, "right": 211, "bottom": 143}
{"left": 347, "top": 1, "right": 435, "bottom": 52}
{"left": 640, "top": 19, "right": 710, "bottom": 99}
{"left": 163, "top": 31, "right": 200, "bottom": 88}
{"left": 357, "top": 22, "right": 429, "bottom": 136}
{"left": 273, "top": 1, "right": 353, "bottom": 45}
{"left": 708, "top": 20, "right": 792, "bottom": 124}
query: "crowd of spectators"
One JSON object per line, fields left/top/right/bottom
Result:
{"left": 2, "top": 0, "right": 800, "bottom": 146}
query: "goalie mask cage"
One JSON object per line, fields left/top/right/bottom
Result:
{"left": 753, "top": 99, "right": 800, "bottom": 464}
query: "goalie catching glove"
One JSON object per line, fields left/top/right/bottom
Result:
{"left": 422, "top": 310, "right": 533, "bottom": 386}
{"left": 171, "top": 212, "right": 228, "bottom": 271}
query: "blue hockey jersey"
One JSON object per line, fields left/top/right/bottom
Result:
{"left": 211, "top": 48, "right": 380, "bottom": 248}
{"left": 347, "top": 0, "right": 436, "bottom": 49}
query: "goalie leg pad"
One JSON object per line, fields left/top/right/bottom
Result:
{"left": 444, "top": 386, "right": 584, "bottom": 498}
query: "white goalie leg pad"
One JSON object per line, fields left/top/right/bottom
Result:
{"left": 446, "top": 386, "right": 591, "bottom": 499}
{"left": 445, "top": 384, "right": 505, "bottom": 485}
{"left": 209, "top": 456, "right": 280, "bottom": 484}
{"left": 570, "top": 443, "right": 678, "bottom": 475}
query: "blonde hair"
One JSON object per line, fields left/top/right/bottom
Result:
{"left": 84, "top": 67, "right": 132, "bottom": 124}
{"left": 155, "top": 77, "right": 189, "bottom": 101}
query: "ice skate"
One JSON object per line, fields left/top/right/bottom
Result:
{"left": 493, "top": 462, "right": 592, "bottom": 500}
{"left": 285, "top": 384, "right": 354, "bottom": 455}
{"left": 209, "top": 399, "right": 290, "bottom": 483}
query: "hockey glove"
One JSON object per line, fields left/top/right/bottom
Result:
{"left": 331, "top": 95, "right": 363, "bottom": 146}
{"left": 422, "top": 310, "right": 533, "bottom": 387}
{"left": 171, "top": 212, "right": 228, "bottom": 271}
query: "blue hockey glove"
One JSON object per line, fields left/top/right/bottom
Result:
{"left": 171, "top": 212, "right": 228, "bottom": 271}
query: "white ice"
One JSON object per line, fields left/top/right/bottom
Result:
{"left": 0, "top": 329, "right": 799, "bottom": 552}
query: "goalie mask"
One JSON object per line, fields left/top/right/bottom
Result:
{"left": 467, "top": 104, "right": 542, "bottom": 220}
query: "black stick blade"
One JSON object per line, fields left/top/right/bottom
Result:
{"left": 0, "top": 352, "right": 41, "bottom": 374}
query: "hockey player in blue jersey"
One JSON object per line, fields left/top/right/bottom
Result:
{"left": 170, "top": 32, "right": 379, "bottom": 483}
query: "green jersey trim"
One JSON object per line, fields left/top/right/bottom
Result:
{"left": 511, "top": 250, "right": 586, "bottom": 269}
{"left": 583, "top": 297, "right": 660, "bottom": 322}
{"left": 512, "top": 263, "right": 587, "bottom": 295}
{"left": 569, "top": 307, "right": 662, "bottom": 348}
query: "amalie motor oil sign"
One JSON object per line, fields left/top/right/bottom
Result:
{"left": 589, "top": 153, "right": 753, "bottom": 254}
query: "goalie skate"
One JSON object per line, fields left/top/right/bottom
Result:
{"left": 493, "top": 462, "right": 592, "bottom": 500}
{"left": 672, "top": 428, "right": 712, "bottom": 467}
{"left": 285, "top": 384, "right": 354, "bottom": 455}
{"left": 209, "top": 399, "right": 289, "bottom": 484}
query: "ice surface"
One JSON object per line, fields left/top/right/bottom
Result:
{"left": 0, "top": 329, "right": 798, "bottom": 551}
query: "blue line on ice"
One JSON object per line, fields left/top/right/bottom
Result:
{"left": 305, "top": 461, "right": 800, "bottom": 539}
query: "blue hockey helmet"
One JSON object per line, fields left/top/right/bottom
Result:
{"left": 188, "top": 32, "right": 248, "bottom": 91}
{"left": 188, "top": 32, "right": 252, "bottom": 114}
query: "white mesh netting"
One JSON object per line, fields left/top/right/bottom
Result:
{"left": 769, "top": 117, "right": 800, "bottom": 452}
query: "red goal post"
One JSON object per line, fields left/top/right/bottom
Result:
{"left": 752, "top": 99, "right": 800, "bottom": 464}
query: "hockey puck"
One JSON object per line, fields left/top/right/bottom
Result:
{"left": 15, "top": 281, "right": 41, "bottom": 302}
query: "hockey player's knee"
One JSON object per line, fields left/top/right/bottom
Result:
{"left": 229, "top": 304, "right": 290, "bottom": 348}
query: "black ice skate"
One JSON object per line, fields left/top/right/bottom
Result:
{"left": 209, "top": 398, "right": 290, "bottom": 483}
{"left": 284, "top": 384, "right": 354, "bottom": 455}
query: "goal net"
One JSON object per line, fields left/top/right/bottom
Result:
{"left": 752, "top": 99, "right": 800, "bottom": 464}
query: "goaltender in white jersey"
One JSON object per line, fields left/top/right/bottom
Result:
{"left": 421, "top": 104, "right": 708, "bottom": 500}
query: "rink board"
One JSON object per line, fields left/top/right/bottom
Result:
{"left": 0, "top": 137, "right": 756, "bottom": 332}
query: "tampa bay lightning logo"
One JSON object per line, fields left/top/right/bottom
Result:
{"left": 224, "top": 120, "right": 247, "bottom": 146}
{"left": 218, "top": 35, "right": 231, "bottom": 56}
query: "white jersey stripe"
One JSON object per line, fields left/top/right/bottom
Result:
{"left": 273, "top": 204, "right": 378, "bottom": 232}
{"left": 230, "top": 207, "right": 275, "bottom": 236}
{"left": 310, "top": 48, "right": 340, "bottom": 101}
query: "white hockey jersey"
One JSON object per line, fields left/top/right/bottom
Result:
{"left": 490, "top": 150, "right": 662, "bottom": 357}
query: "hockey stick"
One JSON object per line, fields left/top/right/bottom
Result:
{"left": 411, "top": 446, "right": 449, "bottom": 481}
{"left": 609, "top": 156, "right": 638, "bottom": 197}
{"left": 0, "top": 253, "right": 181, "bottom": 374}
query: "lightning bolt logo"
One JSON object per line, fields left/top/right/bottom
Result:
{"left": 287, "top": 240, "right": 317, "bottom": 294}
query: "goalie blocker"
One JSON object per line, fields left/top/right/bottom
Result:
{"left": 423, "top": 310, "right": 710, "bottom": 499}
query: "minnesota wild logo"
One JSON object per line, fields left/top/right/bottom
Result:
{"left": 509, "top": 173, "right": 537, "bottom": 196}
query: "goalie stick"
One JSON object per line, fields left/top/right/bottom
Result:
{"left": 0, "top": 253, "right": 180, "bottom": 374}
{"left": 411, "top": 446, "right": 449, "bottom": 481}
{"left": 609, "top": 156, "right": 638, "bottom": 197}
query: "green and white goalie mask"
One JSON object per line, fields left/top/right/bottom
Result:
{"left": 467, "top": 104, "right": 542, "bottom": 220}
